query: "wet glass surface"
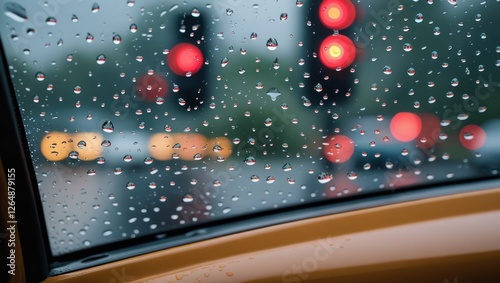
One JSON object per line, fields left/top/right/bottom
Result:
{"left": 1, "top": 0, "right": 499, "bottom": 256}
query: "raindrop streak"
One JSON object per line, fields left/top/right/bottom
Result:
{"left": 102, "top": 120, "right": 114, "bottom": 133}
{"left": 221, "top": 57, "right": 229, "bottom": 67}
{"left": 168, "top": 4, "right": 179, "bottom": 12}
{"left": 4, "top": 2, "right": 28, "bottom": 22}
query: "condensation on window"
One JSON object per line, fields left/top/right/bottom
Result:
{"left": 1, "top": 0, "right": 499, "bottom": 256}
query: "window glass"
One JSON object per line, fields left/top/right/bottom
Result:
{"left": 1, "top": 0, "right": 499, "bottom": 256}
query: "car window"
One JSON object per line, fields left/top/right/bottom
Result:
{"left": 1, "top": 0, "right": 499, "bottom": 260}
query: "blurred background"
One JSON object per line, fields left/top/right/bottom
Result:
{"left": 1, "top": 0, "right": 499, "bottom": 256}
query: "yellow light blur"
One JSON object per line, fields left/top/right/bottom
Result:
{"left": 328, "top": 7, "right": 341, "bottom": 20}
{"left": 40, "top": 132, "right": 72, "bottom": 161}
{"left": 149, "top": 133, "right": 176, "bottom": 161}
{"left": 71, "top": 132, "right": 103, "bottom": 161}
{"left": 208, "top": 137, "right": 233, "bottom": 159}
{"left": 328, "top": 45, "right": 342, "bottom": 58}
{"left": 174, "top": 133, "right": 208, "bottom": 161}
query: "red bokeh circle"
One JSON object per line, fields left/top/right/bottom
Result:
{"left": 323, "top": 134, "right": 355, "bottom": 163}
{"left": 319, "top": 35, "right": 356, "bottom": 70}
{"left": 390, "top": 112, "right": 422, "bottom": 142}
{"left": 460, "top": 124, "right": 486, "bottom": 150}
{"left": 319, "top": 0, "right": 356, "bottom": 30}
{"left": 167, "top": 43, "right": 204, "bottom": 76}
{"left": 136, "top": 73, "right": 168, "bottom": 102}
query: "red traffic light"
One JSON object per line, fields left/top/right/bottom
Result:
{"left": 323, "top": 134, "right": 355, "bottom": 163}
{"left": 136, "top": 73, "right": 168, "bottom": 102}
{"left": 319, "top": 34, "right": 356, "bottom": 70}
{"left": 167, "top": 43, "right": 204, "bottom": 76}
{"left": 319, "top": 0, "right": 356, "bottom": 30}
{"left": 460, "top": 124, "right": 486, "bottom": 150}
{"left": 390, "top": 112, "right": 422, "bottom": 142}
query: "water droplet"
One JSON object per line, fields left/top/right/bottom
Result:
{"left": 96, "top": 54, "right": 106, "bottom": 65}
{"left": 302, "top": 96, "right": 311, "bottom": 107}
{"left": 103, "top": 230, "right": 112, "bottom": 236}
{"left": 317, "top": 172, "right": 333, "bottom": 184}
{"left": 347, "top": 171, "right": 358, "bottom": 180}
{"left": 383, "top": 66, "right": 392, "bottom": 75}
{"left": 266, "top": 176, "right": 276, "bottom": 184}
{"left": 244, "top": 156, "right": 256, "bottom": 165}
{"left": 221, "top": 57, "right": 229, "bottom": 67}
{"left": 191, "top": 8, "right": 200, "bottom": 17}
{"left": 266, "top": 38, "right": 278, "bottom": 51}
{"left": 282, "top": 163, "right": 292, "bottom": 171}
{"left": 91, "top": 2, "right": 100, "bottom": 13}
{"left": 280, "top": 13, "right": 288, "bottom": 21}
{"left": 126, "top": 182, "right": 136, "bottom": 190}
{"left": 403, "top": 43, "right": 412, "bottom": 52}
{"left": 113, "top": 34, "right": 121, "bottom": 44}
{"left": 250, "top": 175, "right": 260, "bottom": 182}
{"left": 130, "top": 23, "right": 138, "bottom": 33}
{"left": 144, "top": 157, "right": 153, "bottom": 165}
{"left": 183, "top": 194, "right": 194, "bottom": 203}
{"left": 250, "top": 32, "right": 258, "bottom": 40}
{"left": 314, "top": 83, "right": 323, "bottom": 92}
{"left": 36, "top": 72, "right": 45, "bottom": 81}
{"left": 68, "top": 151, "right": 79, "bottom": 159}
{"left": 266, "top": 88, "right": 281, "bottom": 101}
{"left": 46, "top": 17, "right": 57, "bottom": 25}
{"left": 4, "top": 2, "right": 27, "bottom": 22}
{"left": 431, "top": 51, "right": 438, "bottom": 59}
{"left": 86, "top": 33, "right": 94, "bottom": 43}
{"left": 415, "top": 13, "right": 424, "bottom": 23}
{"left": 102, "top": 120, "right": 114, "bottom": 133}
{"left": 123, "top": 155, "right": 133, "bottom": 162}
